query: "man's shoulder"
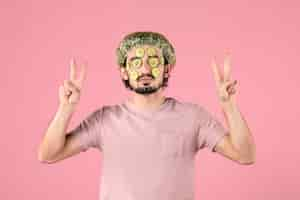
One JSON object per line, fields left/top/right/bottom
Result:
{"left": 96, "top": 102, "right": 123, "bottom": 115}
{"left": 168, "top": 97, "right": 205, "bottom": 114}
{"left": 170, "top": 96, "right": 203, "bottom": 108}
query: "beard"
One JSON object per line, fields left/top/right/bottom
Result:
{"left": 129, "top": 75, "right": 164, "bottom": 95}
{"left": 134, "top": 84, "right": 160, "bottom": 94}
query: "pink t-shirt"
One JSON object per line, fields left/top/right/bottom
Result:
{"left": 70, "top": 97, "right": 228, "bottom": 200}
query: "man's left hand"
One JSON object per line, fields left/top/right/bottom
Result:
{"left": 211, "top": 51, "right": 238, "bottom": 103}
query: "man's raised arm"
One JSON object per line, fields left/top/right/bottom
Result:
{"left": 37, "top": 58, "right": 87, "bottom": 163}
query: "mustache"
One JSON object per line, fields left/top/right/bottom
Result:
{"left": 137, "top": 74, "right": 154, "bottom": 81}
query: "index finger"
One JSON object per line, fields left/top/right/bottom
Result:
{"left": 76, "top": 62, "right": 87, "bottom": 88}
{"left": 211, "top": 56, "right": 222, "bottom": 85}
{"left": 70, "top": 57, "right": 77, "bottom": 81}
{"left": 223, "top": 50, "right": 231, "bottom": 82}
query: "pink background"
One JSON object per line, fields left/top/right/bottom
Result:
{"left": 1, "top": 0, "right": 299, "bottom": 199}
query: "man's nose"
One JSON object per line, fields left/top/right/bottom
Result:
{"left": 140, "top": 59, "right": 152, "bottom": 73}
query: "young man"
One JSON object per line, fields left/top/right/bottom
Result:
{"left": 38, "top": 31, "right": 256, "bottom": 200}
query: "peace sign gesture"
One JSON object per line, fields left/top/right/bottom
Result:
{"left": 211, "top": 52, "right": 238, "bottom": 104}
{"left": 59, "top": 57, "right": 87, "bottom": 107}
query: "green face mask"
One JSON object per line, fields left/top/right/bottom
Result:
{"left": 126, "top": 47, "right": 164, "bottom": 80}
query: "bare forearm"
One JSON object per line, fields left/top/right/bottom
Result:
{"left": 38, "top": 104, "right": 75, "bottom": 161}
{"left": 221, "top": 99, "right": 256, "bottom": 163}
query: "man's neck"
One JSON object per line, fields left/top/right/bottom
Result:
{"left": 127, "top": 90, "right": 166, "bottom": 111}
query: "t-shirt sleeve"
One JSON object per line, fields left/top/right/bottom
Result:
{"left": 195, "top": 105, "right": 229, "bottom": 153}
{"left": 68, "top": 107, "right": 104, "bottom": 152}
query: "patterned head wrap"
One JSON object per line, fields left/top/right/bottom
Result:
{"left": 116, "top": 31, "right": 176, "bottom": 68}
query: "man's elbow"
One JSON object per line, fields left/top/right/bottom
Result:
{"left": 239, "top": 159, "right": 255, "bottom": 165}
{"left": 38, "top": 155, "right": 56, "bottom": 164}
{"left": 238, "top": 154, "right": 256, "bottom": 165}
{"left": 38, "top": 153, "right": 50, "bottom": 164}
{"left": 37, "top": 149, "right": 56, "bottom": 164}
{"left": 38, "top": 159, "right": 52, "bottom": 164}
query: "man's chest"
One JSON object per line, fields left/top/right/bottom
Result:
{"left": 100, "top": 114, "right": 198, "bottom": 159}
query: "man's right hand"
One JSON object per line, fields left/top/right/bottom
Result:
{"left": 59, "top": 57, "right": 87, "bottom": 109}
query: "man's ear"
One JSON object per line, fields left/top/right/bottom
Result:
{"left": 120, "top": 67, "right": 129, "bottom": 80}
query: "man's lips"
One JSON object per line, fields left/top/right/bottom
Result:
{"left": 140, "top": 78, "right": 152, "bottom": 81}
{"left": 139, "top": 76, "right": 153, "bottom": 81}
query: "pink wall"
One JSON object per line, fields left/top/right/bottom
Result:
{"left": 1, "top": 0, "right": 299, "bottom": 199}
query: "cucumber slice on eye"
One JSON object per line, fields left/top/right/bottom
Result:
{"left": 135, "top": 48, "right": 145, "bottom": 57}
{"left": 148, "top": 57, "right": 159, "bottom": 68}
{"left": 132, "top": 59, "right": 142, "bottom": 68}
{"left": 152, "top": 68, "right": 160, "bottom": 78}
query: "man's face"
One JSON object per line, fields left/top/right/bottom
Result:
{"left": 121, "top": 45, "right": 169, "bottom": 94}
